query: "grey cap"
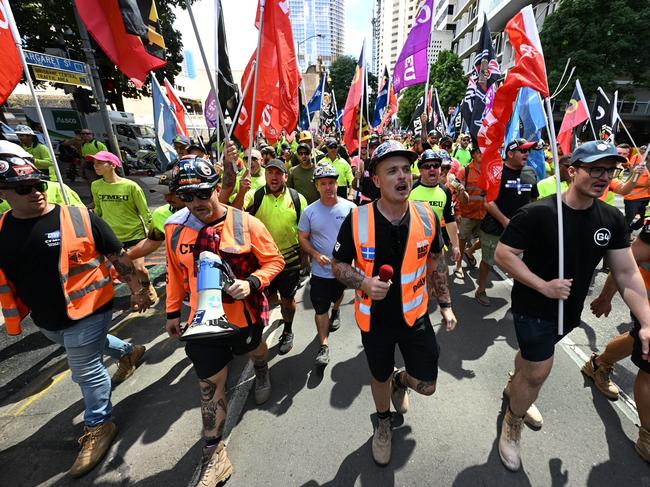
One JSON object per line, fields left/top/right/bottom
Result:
{"left": 570, "top": 141, "right": 627, "bottom": 165}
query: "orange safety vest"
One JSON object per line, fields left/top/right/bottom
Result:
{"left": 0, "top": 206, "right": 114, "bottom": 335}
{"left": 165, "top": 207, "right": 258, "bottom": 328}
{"left": 351, "top": 201, "right": 436, "bottom": 332}
{"left": 456, "top": 163, "right": 486, "bottom": 219}
{"left": 624, "top": 168, "right": 650, "bottom": 201}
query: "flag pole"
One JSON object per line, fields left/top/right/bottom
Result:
{"left": 364, "top": 62, "right": 371, "bottom": 133}
{"left": 246, "top": 0, "right": 267, "bottom": 171}
{"left": 5, "top": 0, "right": 68, "bottom": 204}
{"left": 214, "top": 0, "right": 221, "bottom": 156}
{"left": 422, "top": 14, "right": 434, "bottom": 128}
{"left": 357, "top": 40, "right": 365, "bottom": 156}
{"left": 544, "top": 96, "right": 564, "bottom": 336}
{"left": 184, "top": 0, "right": 229, "bottom": 159}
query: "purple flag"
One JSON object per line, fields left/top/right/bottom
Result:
{"left": 204, "top": 90, "right": 217, "bottom": 129}
{"left": 392, "top": 0, "right": 434, "bottom": 93}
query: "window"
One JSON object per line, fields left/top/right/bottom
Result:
{"left": 447, "top": 5, "right": 454, "bottom": 15}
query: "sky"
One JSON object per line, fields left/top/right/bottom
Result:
{"left": 174, "top": 0, "right": 375, "bottom": 71}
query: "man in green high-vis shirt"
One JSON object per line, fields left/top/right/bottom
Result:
{"left": 537, "top": 155, "right": 571, "bottom": 199}
{"left": 14, "top": 125, "right": 56, "bottom": 181}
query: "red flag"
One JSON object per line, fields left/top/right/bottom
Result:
{"left": 0, "top": 1, "right": 22, "bottom": 106}
{"left": 478, "top": 5, "right": 549, "bottom": 201}
{"left": 233, "top": 0, "right": 302, "bottom": 146}
{"left": 378, "top": 84, "right": 398, "bottom": 132}
{"left": 557, "top": 80, "right": 589, "bottom": 155}
{"left": 164, "top": 78, "right": 188, "bottom": 137}
{"left": 342, "top": 44, "right": 366, "bottom": 154}
{"left": 76, "top": 0, "right": 166, "bottom": 89}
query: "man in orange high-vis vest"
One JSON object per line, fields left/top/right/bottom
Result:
{"left": 0, "top": 149, "right": 153, "bottom": 478}
{"left": 165, "top": 149, "right": 284, "bottom": 486}
{"left": 332, "top": 140, "right": 457, "bottom": 466}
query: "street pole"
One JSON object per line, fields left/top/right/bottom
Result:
{"left": 5, "top": 0, "right": 68, "bottom": 204}
{"left": 72, "top": 4, "right": 120, "bottom": 157}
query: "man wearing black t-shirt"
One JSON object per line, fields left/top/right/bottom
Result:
{"left": 494, "top": 141, "right": 650, "bottom": 471}
{"left": 332, "top": 140, "right": 457, "bottom": 466}
{"left": 475, "top": 139, "right": 539, "bottom": 306}
{"left": 0, "top": 149, "right": 153, "bottom": 477}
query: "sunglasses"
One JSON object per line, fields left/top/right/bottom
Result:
{"left": 250, "top": 156, "right": 260, "bottom": 162}
{"left": 513, "top": 148, "right": 530, "bottom": 154}
{"left": 3, "top": 181, "right": 48, "bottom": 195}
{"left": 176, "top": 188, "right": 214, "bottom": 202}
{"left": 420, "top": 163, "right": 441, "bottom": 170}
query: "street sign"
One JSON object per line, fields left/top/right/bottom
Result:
{"left": 32, "top": 66, "right": 90, "bottom": 87}
{"left": 24, "top": 50, "right": 87, "bottom": 75}
{"left": 52, "top": 110, "right": 82, "bottom": 131}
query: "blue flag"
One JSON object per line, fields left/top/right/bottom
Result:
{"left": 151, "top": 76, "right": 178, "bottom": 171}
{"left": 447, "top": 104, "right": 461, "bottom": 138}
{"left": 298, "top": 85, "right": 310, "bottom": 130}
{"left": 372, "top": 66, "right": 389, "bottom": 128}
{"left": 337, "top": 108, "right": 344, "bottom": 130}
{"left": 307, "top": 73, "right": 325, "bottom": 120}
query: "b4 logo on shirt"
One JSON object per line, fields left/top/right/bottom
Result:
{"left": 417, "top": 240, "right": 429, "bottom": 259}
{"left": 593, "top": 228, "right": 611, "bottom": 247}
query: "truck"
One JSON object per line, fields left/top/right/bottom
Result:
{"left": 22, "top": 107, "right": 156, "bottom": 155}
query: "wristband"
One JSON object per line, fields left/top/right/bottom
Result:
{"left": 246, "top": 275, "right": 261, "bottom": 291}
{"left": 167, "top": 310, "right": 181, "bottom": 320}
{"left": 438, "top": 302, "right": 452, "bottom": 309}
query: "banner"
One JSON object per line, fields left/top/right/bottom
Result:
{"left": 392, "top": 0, "right": 434, "bottom": 93}
{"left": 215, "top": 0, "right": 238, "bottom": 118}
{"left": 407, "top": 94, "right": 426, "bottom": 135}
{"left": 319, "top": 74, "right": 337, "bottom": 134}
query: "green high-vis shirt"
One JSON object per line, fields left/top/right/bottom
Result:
{"left": 321, "top": 156, "right": 354, "bottom": 187}
{"left": 23, "top": 143, "right": 56, "bottom": 181}
{"left": 91, "top": 178, "right": 152, "bottom": 242}
{"left": 81, "top": 139, "right": 108, "bottom": 157}
{"left": 46, "top": 182, "right": 85, "bottom": 207}
{"left": 537, "top": 175, "right": 569, "bottom": 199}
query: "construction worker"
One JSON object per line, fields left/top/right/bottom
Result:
{"left": 89, "top": 151, "right": 156, "bottom": 304}
{"left": 14, "top": 124, "right": 55, "bottom": 180}
{"left": 321, "top": 138, "right": 354, "bottom": 198}
{"left": 165, "top": 150, "right": 284, "bottom": 486}
{"left": 0, "top": 150, "right": 153, "bottom": 478}
{"left": 332, "top": 140, "right": 457, "bottom": 465}
{"left": 80, "top": 129, "right": 107, "bottom": 186}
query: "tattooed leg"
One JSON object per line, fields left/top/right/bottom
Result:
{"left": 400, "top": 371, "right": 437, "bottom": 396}
{"left": 198, "top": 368, "right": 228, "bottom": 439}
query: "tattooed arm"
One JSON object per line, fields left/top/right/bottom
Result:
{"left": 332, "top": 258, "right": 390, "bottom": 300}
{"left": 427, "top": 250, "right": 457, "bottom": 331}
{"left": 106, "top": 249, "right": 153, "bottom": 311}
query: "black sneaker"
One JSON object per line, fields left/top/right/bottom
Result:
{"left": 277, "top": 332, "right": 294, "bottom": 355}
{"left": 329, "top": 309, "right": 341, "bottom": 332}
{"left": 314, "top": 345, "right": 330, "bottom": 366}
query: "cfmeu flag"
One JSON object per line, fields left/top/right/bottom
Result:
{"left": 372, "top": 66, "right": 390, "bottom": 128}
{"left": 342, "top": 43, "right": 370, "bottom": 154}
{"left": 233, "top": 0, "right": 302, "bottom": 146}
{"left": 151, "top": 76, "right": 178, "bottom": 171}
{"left": 76, "top": 0, "right": 166, "bottom": 88}
{"left": 478, "top": 5, "right": 549, "bottom": 201}
{"left": 557, "top": 80, "right": 590, "bottom": 155}
{"left": 164, "top": 78, "right": 188, "bottom": 137}
{"left": 0, "top": 0, "right": 22, "bottom": 105}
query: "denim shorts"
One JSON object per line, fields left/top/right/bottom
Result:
{"left": 513, "top": 313, "right": 574, "bottom": 362}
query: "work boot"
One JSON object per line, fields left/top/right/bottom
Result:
{"left": 146, "top": 282, "right": 158, "bottom": 305}
{"left": 636, "top": 426, "right": 650, "bottom": 463}
{"left": 499, "top": 409, "right": 523, "bottom": 471}
{"left": 372, "top": 415, "right": 392, "bottom": 465}
{"left": 198, "top": 442, "right": 233, "bottom": 486}
{"left": 503, "top": 372, "right": 543, "bottom": 428}
{"left": 391, "top": 369, "right": 409, "bottom": 414}
{"left": 69, "top": 422, "right": 118, "bottom": 478}
{"left": 112, "top": 345, "right": 146, "bottom": 384}
{"left": 314, "top": 345, "right": 330, "bottom": 367}
{"left": 581, "top": 353, "right": 620, "bottom": 400}
{"left": 329, "top": 309, "right": 341, "bottom": 332}
{"left": 277, "top": 331, "right": 294, "bottom": 355}
{"left": 253, "top": 363, "right": 271, "bottom": 405}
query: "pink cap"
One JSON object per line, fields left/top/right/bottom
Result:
{"left": 86, "top": 151, "right": 122, "bottom": 167}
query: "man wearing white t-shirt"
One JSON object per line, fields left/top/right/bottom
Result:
{"left": 298, "top": 164, "right": 355, "bottom": 366}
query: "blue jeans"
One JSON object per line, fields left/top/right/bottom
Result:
{"left": 40, "top": 310, "right": 129, "bottom": 427}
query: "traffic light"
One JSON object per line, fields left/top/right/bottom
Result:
{"left": 73, "top": 87, "right": 97, "bottom": 113}
{"left": 101, "top": 77, "right": 121, "bottom": 106}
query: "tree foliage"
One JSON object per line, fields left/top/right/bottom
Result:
{"left": 329, "top": 55, "right": 378, "bottom": 113}
{"left": 540, "top": 0, "right": 650, "bottom": 103}
{"left": 397, "top": 50, "right": 466, "bottom": 126}
{"left": 12, "top": 0, "right": 189, "bottom": 107}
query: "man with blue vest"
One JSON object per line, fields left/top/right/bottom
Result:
{"left": 332, "top": 140, "right": 457, "bottom": 466}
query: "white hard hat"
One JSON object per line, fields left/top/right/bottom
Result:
{"left": 13, "top": 124, "right": 35, "bottom": 135}
{"left": 0, "top": 140, "right": 33, "bottom": 159}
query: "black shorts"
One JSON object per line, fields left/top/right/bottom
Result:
{"left": 361, "top": 314, "right": 439, "bottom": 383}
{"left": 122, "top": 238, "right": 145, "bottom": 249}
{"left": 513, "top": 312, "right": 574, "bottom": 362}
{"left": 309, "top": 276, "right": 345, "bottom": 315}
{"left": 630, "top": 317, "right": 650, "bottom": 374}
{"left": 266, "top": 268, "right": 300, "bottom": 299}
{"left": 185, "top": 323, "right": 264, "bottom": 379}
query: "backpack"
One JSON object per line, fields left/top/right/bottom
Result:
{"left": 249, "top": 186, "right": 302, "bottom": 223}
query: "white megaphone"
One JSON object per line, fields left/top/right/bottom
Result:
{"left": 180, "top": 251, "right": 240, "bottom": 341}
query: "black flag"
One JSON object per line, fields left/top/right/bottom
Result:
{"left": 407, "top": 94, "right": 426, "bottom": 135}
{"left": 319, "top": 75, "right": 337, "bottom": 134}
{"left": 460, "top": 13, "right": 500, "bottom": 140}
{"left": 216, "top": 0, "right": 238, "bottom": 119}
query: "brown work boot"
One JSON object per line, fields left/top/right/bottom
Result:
{"left": 69, "top": 422, "right": 118, "bottom": 478}
{"left": 112, "top": 345, "right": 146, "bottom": 384}
{"left": 390, "top": 369, "right": 409, "bottom": 414}
{"left": 372, "top": 415, "right": 392, "bottom": 465}
{"left": 198, "top": 442, "right": 233, "bottom": 486}
{"left": 499, "top": 408, "right": 523, "bottom": 471}
{"left": 253, "top": 363, "right": 271, "bottom": 405}
{"left": 636, "top": 426, "right": 650, "bottom": 463}
{"left": 581, "top": 353, "right": 620, "bottom": 400}
{"left": 503, "top": 372, "right": 543, "bottom": 428}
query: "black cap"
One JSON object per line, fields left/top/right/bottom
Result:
{"left": 297, "top": 143, "right": 311, "bottom": 153}
{"left": 265, "top": 158, "right": 288, "bottom": 174}
{"left": 326, "top": 138, "right": 339, "bottom": 148}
